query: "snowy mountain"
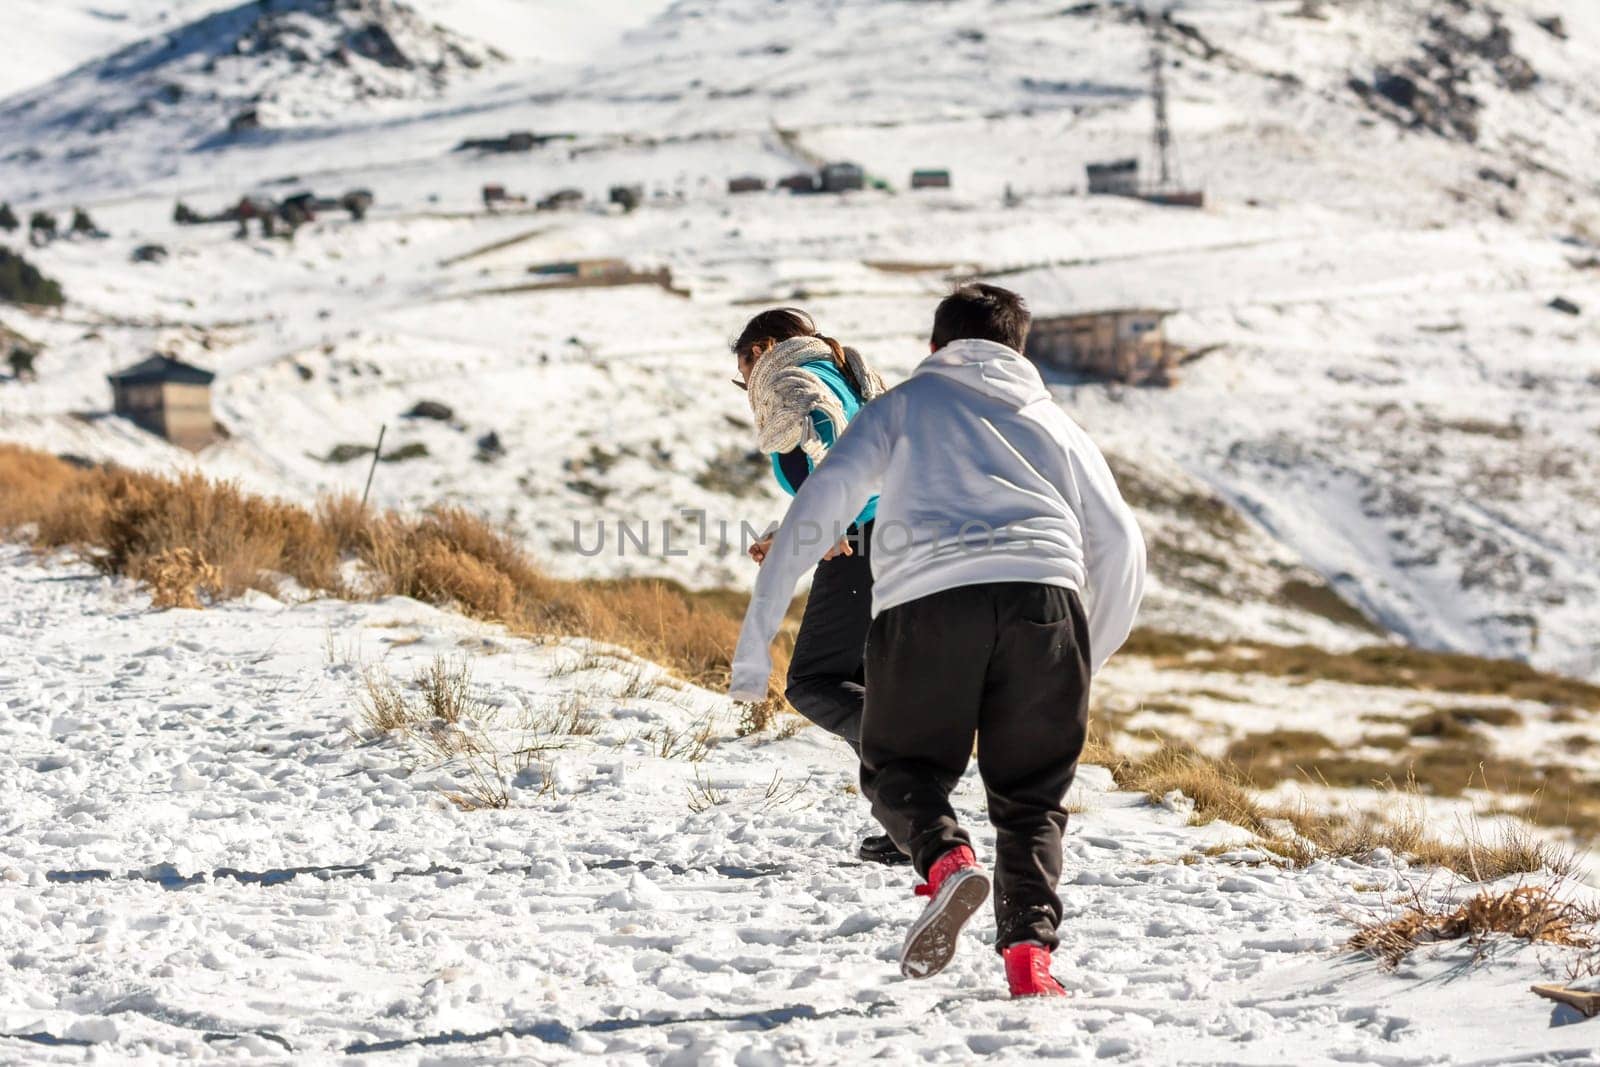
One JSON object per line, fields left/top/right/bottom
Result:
{"left": 0, "top": 0, "right": 504, "bottom": 171}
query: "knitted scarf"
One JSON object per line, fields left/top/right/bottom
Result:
{"left": 746, "top": 337, "right": 886, "bottom": 464}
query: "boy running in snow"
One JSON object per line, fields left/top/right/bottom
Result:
{"left": 729, "top": 284, "right": 1146, "bottom": 996}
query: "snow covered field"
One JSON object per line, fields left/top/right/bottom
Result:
{"left": 5, "top": 0, "right": 1600, "bottom": 1058}
{"left": 4, "top": 546, "right": 1599, "bottom": 1064}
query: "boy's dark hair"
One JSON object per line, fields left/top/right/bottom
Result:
{"left": 930, "top": 284, "right": 1031, "bottom": 352}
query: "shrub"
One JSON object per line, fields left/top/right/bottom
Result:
{"left": 0, "top": 247, "right": 64, "bottom": 306}
{"left": 381, "top": 442, "right": 429, "bottom": 463}
{"left": 0, "top": 444, "right": 788, "bottom": 694}
{"left": 694, "top": 445, "right": 770, "bottom": 498}
{"left": 1350, "top": 885, "right": 1596, "bottom": 968}
{"left": 317, "top": 443, "right": 373, "bottom": 464}
{"left": 141, "top": 547, "right": 220, "bottom": 609}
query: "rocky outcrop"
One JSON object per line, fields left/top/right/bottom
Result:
{"left": 0, "top": 0, "right": 505, "bottom": 146}
{"left": 1350, "top": 1, "right": 1538, "bottom": 144}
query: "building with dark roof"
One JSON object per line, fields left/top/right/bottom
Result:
{"left": 820, "top": 162, "right": 865, "bottom": 193}
{"left": 1086, "top": 158, "right": 1140, "bottom": 196}
{"left": 1025, "top": 308, "right": 1179, "bottom": 386}
{"left": 107, "top": 355, "right": 218, "bottom": 449}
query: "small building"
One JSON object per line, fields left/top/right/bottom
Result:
{"left": 911, "top": 168, "right": 951, "bottom": 190}
{"left": 820, "top": 162, "right": 865, "bottom": 193}
{"left": 1140, "top": 189, "right": 1205, "bottom": 209}
{"left": 1086, "top": 158, "right": 1140, "bottom": 196}
{"left": 341, "top": 188, "right": 375, "bottom": 220}
{"left": 455, "top": 131, "right": 543, "bottom": 154}
{"left": 537, "top": 188, "right": 585, "bottom": 211}
{"left": 777, "top": 172, "right": 819, "bottom": 194}
{"left": 227, "top": 109, "right": 262, "bottom": 134}
{"left": 530, "top": 258, "right": 630, "bottom": 280}
{"left": 482, "top": 183, "right": 528, "bottom": 209}
{"left": 279, "top": 192, "right": 319, "bottom": 224}
{"left": 608, "top": 184, "right": 644, "bottom": 212}
{"left": 230, "top": 196, "right": 271, "bottom": 221}
{"left": 1024, "top": 308, "right": 1179, "bottom": 386}
{"left": 727, "top": 175, "right": 766, "bottom": 194}
{"left": 107, "top": 354, "right": 218, "bottom": 450}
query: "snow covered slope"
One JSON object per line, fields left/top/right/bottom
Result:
{"left": 1, "top": 0, "right": 1598, "bottom": 679}
{"left": 0, "top": 0, "right": 505, "bottom": 166}
{"left": 0, "top": 0, "right": 238, "bottom": 101}
{"left": 3, "top": 546, "right": 1598, "bottom": 1062}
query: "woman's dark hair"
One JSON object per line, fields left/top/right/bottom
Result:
{"left": 733, "top": 307, "right": 862, "bottom": 394}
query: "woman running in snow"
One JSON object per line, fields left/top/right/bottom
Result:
{"left": 731, "top": 307, "right": 904, "bottom": 866}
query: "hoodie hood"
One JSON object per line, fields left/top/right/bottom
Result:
{"left": 911, "top": 338, "right": 1050, "bottom": 408}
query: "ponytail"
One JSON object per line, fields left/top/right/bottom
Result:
{"left": 815, "top": 334, "right": 865, "bottom": 397}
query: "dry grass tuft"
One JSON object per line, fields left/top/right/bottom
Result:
{"left": 1122, "top": 629, "right": 1600, "bottom": 710}
{"left": 316, "top": 493, "right": 372, "bottom": 555}
{"left": 0, "top": 445, "right": 788, "bottom": 696}
{"left": 1350, "top": 885, "right": 1598, "bottom": 968}
{"left": 1104, "top": 743, "right": 1269, "bottom": 834}
{"left": 359, "top": 656, "right": 487, "bottom": 756}
{"left": 542, "top": 692, "right": 600, "bottom": 736}
{"left": 736, "top": 697, "right": 785, "bottom": 737}
{"left": 0, "top": 450, "right": 343, "bottom": 598}
{"left": 1085, "top": 726, "right": 1571, "bottom": 880}
{"left": 687, "top": 768, "right": 728, "bottom": 813}
{"left": 360, "top": 667, "right": 415, "bottom": 735}
{"left": 644, "top": 714, "right": 718, "bottom": 762}
{"left": 1277, "top": 799, "right": 1571, "bottom": 881}
{"left": 358, "top": 655, "right": 566, "bottom": 811}
{"left": 141, "top": 547, "right": 221, "bottom": 609}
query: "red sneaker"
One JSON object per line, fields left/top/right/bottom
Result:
{"left": 899, "top": 846, "right": 990, "bottom": 979}
{"left": 1003, "top": 942, "right": 1067, "bottom": 998}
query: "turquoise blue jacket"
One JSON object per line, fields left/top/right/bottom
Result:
{"left": 770, "top": 360, "right": 879, "bottom": 528}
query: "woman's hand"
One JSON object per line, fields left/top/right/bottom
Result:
{"left": 821, "top": 537, "right": 854, "bottom": 561}
{"left": 750, "top": 534, "right": 852, "bottom": 564}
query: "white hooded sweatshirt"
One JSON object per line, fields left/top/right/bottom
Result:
{"left": 729, "top": 337, "right": 1147, "bottom": 701}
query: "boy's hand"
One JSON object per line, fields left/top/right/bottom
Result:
{"left": 748, "top": 534, "right": 775, "bottom": 565}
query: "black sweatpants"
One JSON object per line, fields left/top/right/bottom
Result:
{"left": 785, "top": 521, "right": 873, "bottom": 749}
{"left": 860, "top": 582, "right": 1091, "bottom": 950}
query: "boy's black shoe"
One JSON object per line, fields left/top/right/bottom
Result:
{"left": 858, "top": 833, "right": 911, "bottom": 866}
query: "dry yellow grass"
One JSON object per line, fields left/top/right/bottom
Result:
{"left": 0, "top": 450, "right": 342, "bottom": 598}
{"left": 1123, "top": 629, "right": 1600, "bottom": 710}
{"left": 1350, "top": 885, "right": 1597, "bottom": 968}
{"left": 0, "top": 445, "right": 784, "bottom": 694}
{"left": 1086, "top": 728, "right": 1570, "bottom": 879}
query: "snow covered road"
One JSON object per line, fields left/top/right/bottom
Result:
{"left": 1, "top": 547, "right": 1597, "bottom": 1064}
